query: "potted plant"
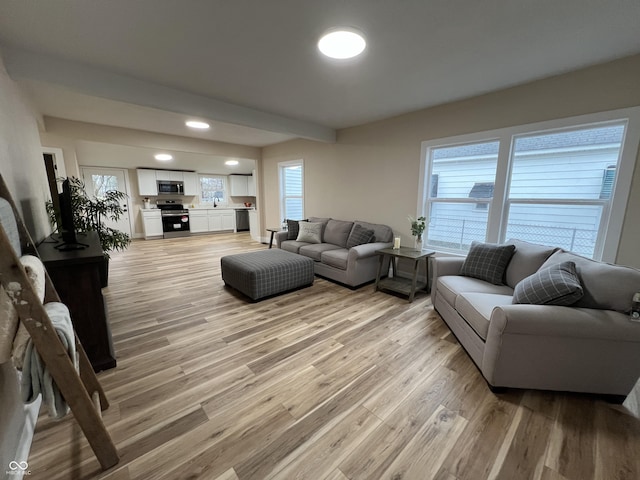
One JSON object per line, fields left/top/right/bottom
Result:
{"left": 408, "top": 215, "right": 426, "bottom": 250}
{"left": 46, "top": 176, "right": 131, "bottom": 286}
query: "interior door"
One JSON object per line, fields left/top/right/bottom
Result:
{"left": 81, "top": 167, "right": 132, "bottom": 237}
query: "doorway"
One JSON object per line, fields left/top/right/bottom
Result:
{"left": 81, "top": 167, "right": 133, "bottom": 237}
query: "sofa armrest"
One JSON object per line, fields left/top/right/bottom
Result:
{"left": 432, "top": 256, "right": 464, "bottom": 279}
{"left": 348, "top": 242, "right": 393, "bottom": 261}
{"left": 274, "top": 231, "right": 289, "bottom": 248}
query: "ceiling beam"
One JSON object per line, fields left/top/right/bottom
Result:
{"left": 3, "top": 47, "right": 336, "bottom": 143}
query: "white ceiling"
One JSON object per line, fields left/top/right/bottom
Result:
{"left": 1, "top": 0, "right": 639, "bottom": 147}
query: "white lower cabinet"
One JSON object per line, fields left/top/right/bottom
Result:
{"left": 141, "top": 210, "right": 163, "bottom": 239}
{"left": 189, "top": 211, "right": 209, "bottom": 233}
{"left": 189, "top": 209, "right": 236, "bottom": 233}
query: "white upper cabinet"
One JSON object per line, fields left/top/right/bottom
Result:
{"left": 183, "top": 172, "right": 199, "bottom": 196}
{"left": 229, "top": 175, "right": 249, "bottom": 196}
{"left": 247, "top": 171, "right": 256, "bottom": 197}
{"left": 137, "top": 169, "right": 158, "bottom": 196}
{"left": 156, "top": 170, "right": 184, "bottom": 181}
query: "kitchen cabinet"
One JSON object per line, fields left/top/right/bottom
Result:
{"left": 183, "top": 172, "right": 199, "bottom": 196}
{"left": 141, "top": 209, "right": 163, "bottom": 239}
{"left": 247, "top": 172, "right": 256, "bottom": 196}
{"left": 137, "top": 169, "right": 158, "bottom": 196}
{"left": 156, "top": 171, "right": 184, "bottom": 181}
{"left": 229, "top": 175, "right": 249, "bottom": 196}
{"left": 189, "top": 210, "right": 209, "bottom": 233}
{"left": 221, "top": 211, "right": 235, "bottom": 231}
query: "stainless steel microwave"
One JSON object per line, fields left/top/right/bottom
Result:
{"left": 157, "top": 180, "right": 184, "bottom": 195}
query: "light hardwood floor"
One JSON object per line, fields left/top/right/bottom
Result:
{"left": 27, "top": 233, "right": 640, "bottom": 480}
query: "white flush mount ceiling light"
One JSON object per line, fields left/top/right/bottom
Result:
{"left": 318, "top": 28, "right": 366, "bottom": 59}
{"left": 225, "top": 160, "right": 239, "bottom": 166}
{"left": 186, "top": 120, "right": 210, "bottom": 130}
{"left": 154, "top": 153, "right": 173, "bottom": 161}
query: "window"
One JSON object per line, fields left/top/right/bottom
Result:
{"left": 199, "top": 175, "right": 227, "bottom": 204}
{"left": 420, "top": 107, "right": 640, "bottom": 261}
{"left": 279, "top": 160, "right": 304, "bottom": 221}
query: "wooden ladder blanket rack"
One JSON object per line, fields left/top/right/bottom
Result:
{"left": 0, "top": 174, "right": 118, "bottom": 470}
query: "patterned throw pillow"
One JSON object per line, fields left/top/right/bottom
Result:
{"left": 296, "top": 222, "right": 323, "bottom": 244}
{"left": 460, "top": 241, "right": 516, "bottom": 285}
{"left": 286, "top": 219, "right": 306, "bottom": 240}
{"left": 346, "top": 224, "right": 375, "bottom": 248}
{"left": 513, "top": 261, "right": 583, "bottom": 306}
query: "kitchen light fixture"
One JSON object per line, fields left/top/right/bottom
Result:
{"left": 225, "top": 160, "right": 239, "bottom": 166}
{"left": 318, "top": 28, "right": 366, "bottom": 59}
{"left": 154, "top": 153, "right": 173, "bottom": 161}
{"left": 186, "top": 120, "right": 210, "bottom": 130}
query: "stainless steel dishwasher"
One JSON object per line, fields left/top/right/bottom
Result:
{"left": 235, "top": 209, "right": 250, "bottom": 231}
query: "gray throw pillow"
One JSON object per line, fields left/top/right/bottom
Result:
{"left": 296, "top": 222, "right": 322, "bottom": 244}
{"left": 286, "top": 219, "right": 306, "bottom": 240}
{"left": 460, "top": 241, "right": 516, "bottom": 285}
{"left": 513, "top": 261, "right": 583, "bottom": 306}
{"left": 346, "top": 224, "right": 375, "bottom": 248}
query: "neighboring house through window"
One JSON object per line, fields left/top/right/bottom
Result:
{"left": 199, "top": 174, "right": 227, "bottom": 205}
{"left": 419, "top": 107, "right": 640, "bottom": 261}
{"left": 279, "top": 160, "right": 304, "bottom": 221}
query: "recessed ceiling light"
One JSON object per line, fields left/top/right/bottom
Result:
{"left": 225, "top": 160, "right": 239, "bottom": 166}
{"left": 318, "top": 28, "right": 366, "bottom": 59}
{"left": 186, "top": 120, "right": 210, "bottom": 130}
{"left": 154, "top": 153, "right": 173, "bottom": 161}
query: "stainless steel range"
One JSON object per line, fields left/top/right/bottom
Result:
{"left": 157, "top": 200, "right": 190, "bottom": 238}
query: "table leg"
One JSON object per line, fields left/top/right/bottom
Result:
{"left": 268, "top": 231, "right": 276, "bottom": 249}
{"left": 408, "top": 258, "right": 420, "bottom": 303}
{"left": 374, "top": 254, "right": 384, "bottom": 292}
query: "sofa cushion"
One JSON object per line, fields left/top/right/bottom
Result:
{"left": 455, "top": 293, "right": 514, "bottom": 340}
{"left": 298, "top": 243, "right": 342, "bottom": 261}
{"left": 513, "top": 261, "right": 583, "bottom": 306}
{"left": 307, "top": 217, "right": 331, "bottom": 240}
{"left": 323, "top": 219, "right": 354, "bottom": 248}
{"left": 436, "top": 275, "right": 514, "bottom": 306}
{"left": 321, "top": 248, "right": 349, "bottom": 270}
{"left": 346, "top": 224, "right": 375, "bottom": 248}
{"left": 542, "top": 251, "right": 640, "bottom": 313}
{"left": 296, "top": 222, "right": 323, "bottom": 244}
{"left": 460, "top": 241, "right": 516, "bottom": 285}
{"left": 504, "top": 239, "right": 558, "bottom": 288}
{"left": 280, "top": 240, "right": 311, "bottom": 254}
{"left": 353, "top": 220, "right": 393, "bottom": 243}
{"left": 286, "top": 219, "right": 307, "bottom": 240}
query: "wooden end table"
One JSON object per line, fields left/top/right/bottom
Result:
{"left": 266, "top": 227, "right": 283, "bottom": 248}
{"left": 374, "top": 247, "right": 435, "bottom": 302}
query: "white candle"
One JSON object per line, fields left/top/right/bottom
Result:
{"left": 393, "top": 236, "right": 401, "bottom": 249}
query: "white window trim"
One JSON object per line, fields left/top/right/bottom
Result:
{"left": 278, "top": 159, "right": 304, "bottom": 221}
{"left": 418, "top": 106, "right": 640, "bottom": 262}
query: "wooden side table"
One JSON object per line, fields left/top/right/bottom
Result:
{"left": 374, "top": 247, "right": 435, "bottom": 302}
{"left": 266, "top": 227, "right": 283, "bottom": 248}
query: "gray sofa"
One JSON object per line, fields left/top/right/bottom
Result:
{"left": 275, "top": 217, "right": 393, "bottom": 287}
{"left": 432, "top": 239, "right": 640, "bottom": 398}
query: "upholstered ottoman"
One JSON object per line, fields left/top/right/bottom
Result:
{"left": 220, "top": 249, "right": 314, "bottom": 300}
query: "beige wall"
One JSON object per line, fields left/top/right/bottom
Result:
{"left": 262, "top": 54, "right": 640, "bottom": 267}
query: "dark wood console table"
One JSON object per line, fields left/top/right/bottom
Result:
{"left": 38, "top": 231, "right": 116, "bottom": 372}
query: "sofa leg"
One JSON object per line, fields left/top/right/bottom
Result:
{"left": 487, "top": 383, "right": 507, "bottom": 394}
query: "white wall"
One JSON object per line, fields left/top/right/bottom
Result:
{"left": 0, "top": 49, "right": 46, "bottom": 475}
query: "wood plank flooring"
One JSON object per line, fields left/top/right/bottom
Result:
{"left": 26, "top": 233, "right": 640, "bottom": 479}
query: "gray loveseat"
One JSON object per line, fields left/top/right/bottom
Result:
{"left": 432, "top": 239, "right": 640, "bottom": 398}
{"left": 275, "top": 217, "right": 393, "bottom": 287}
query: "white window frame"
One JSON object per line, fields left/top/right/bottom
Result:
{"left": 418, "top": 106, "right": 640, "bottom": 262}
{"left": 198, "top": 174, "right": 228, "bottom": 205}
{"left": 278, "top": 159, "right": 304, "bottom": 221}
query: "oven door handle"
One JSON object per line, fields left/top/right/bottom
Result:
{"left": 162, "top": 213, "right": 189, "bottom": 217}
